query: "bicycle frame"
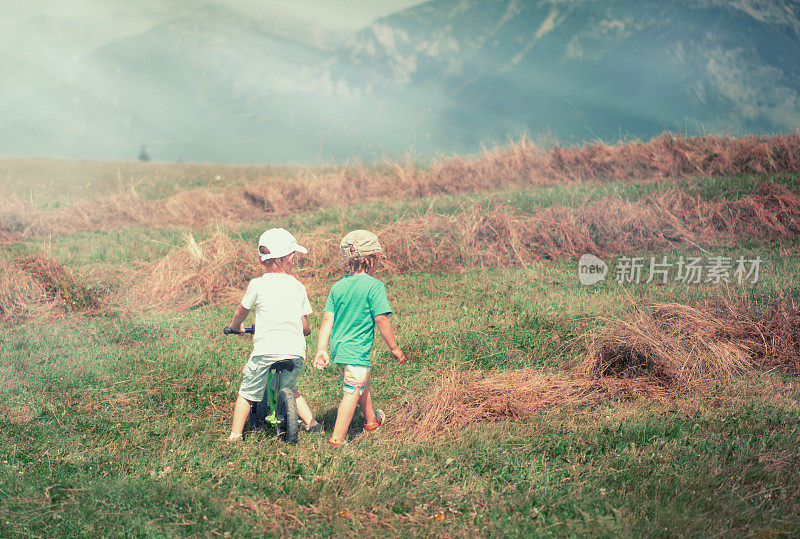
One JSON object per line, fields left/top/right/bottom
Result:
{"left": 259, "top": 368, "right": 283, "bottom": 425}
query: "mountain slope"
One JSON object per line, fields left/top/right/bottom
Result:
{"left": 2, "top": 0, "right": 799, "bottom": 163}
{"left": 324, "top": 0, "right": 800, "bottom": 146}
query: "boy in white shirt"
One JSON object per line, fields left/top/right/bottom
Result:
{"left": 227, "top": 228, "right": 321, "bottom": 442}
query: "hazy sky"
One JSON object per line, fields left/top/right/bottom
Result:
{"left": 225, "top": 0, "right": 428, "bottom": 32}
{"left": 219, "top": 0, "right": 429, "bottom": 48}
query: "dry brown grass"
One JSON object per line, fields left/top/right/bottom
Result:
{"left": 22, "top": 187, "right": 261, "bottom": 237}
{"left": 579, "top": 299, "right": 800, "bottom": 385}
{"left": 117, "top": 231, "right": 262, "bottom": 312}
{"left": 112, "top": 231, "right": 340, "bottom": 312}
{"left": 4, "top": 178, "right": 797, "bottom": 316}
{"left": 392, "top": 297, "right": 800, "bottom": 439}
{"left": 0, "top": 255, "right": 98, "bottom": 322}
{"left": 579, "top": 303, "right": 758, "bottom": 388}
{"left": 109, "top": 179, "right": 799, "bottom": 312}
{"left": 396, "top": 132, "right": 800, "bottom": 193}
{"left": 380, "top": 179, "right": 800, "bottom": 270}
{"left": 5, "top": 133, "right": 800, "bottom": 238}
{"left": 0, "top": 189, "right": 31, "bottom": 242}
{"left": 0, "top": 261, "right": 60, "bottom": 321}
{"left": 390, "top": 369, "right": 667, "bottom": 439}
{"left": 542, "top": 132, "right": 800, "bottom": 181}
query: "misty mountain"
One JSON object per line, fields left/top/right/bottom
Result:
{"left": 1, "top": 0, "right": 799, "bottom": 163}
{"left": 327, "top": 0, "right": 800, "bottom": 148}
{"left": 0, "top": 2, "right": 339, "bottom": 163}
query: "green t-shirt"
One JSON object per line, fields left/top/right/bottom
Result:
{"left": 324, "top": 274, "right": 392, "bottom": 367}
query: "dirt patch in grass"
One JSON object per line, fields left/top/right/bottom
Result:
{"left": 6, "top": 133, "right": 800, "bottom": 237}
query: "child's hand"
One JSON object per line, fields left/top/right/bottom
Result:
{"left": 314, "top": 349, "right": 330, "bottom": 370}
{"left": 390, "top": 347, "right": 405, "bottom": 365}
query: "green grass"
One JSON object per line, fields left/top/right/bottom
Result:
{"left": 2, "top": 246, "right": 799, "bottom": 535}
{"left": 2, "top": 166, "right": 799, "bottom": 535}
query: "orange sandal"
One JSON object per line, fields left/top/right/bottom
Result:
{"left": 364, "top": 409, "right": 385, "bottom": 431}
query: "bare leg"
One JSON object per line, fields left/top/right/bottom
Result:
{"left": 230, "top": 395, "right": 252, "bottom": 438}
{"left": 293, "top": 391, "right": 315, "bottom": 426}
{"left": 358, "top": 377, "right": 377, "bottom": 425}
{"left": 329, "top": 390, "right": 360, "bottom": 444}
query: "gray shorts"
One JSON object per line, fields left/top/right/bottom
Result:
{"left": 238, "top": 354, "right": 303, "bottom": 402}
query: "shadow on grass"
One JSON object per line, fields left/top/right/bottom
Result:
{"left": 321, "top": 406, "right": 376, "bottom": 438}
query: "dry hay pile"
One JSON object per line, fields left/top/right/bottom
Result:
{"left": 5, "top": 133, "right": 799, "bottom": 239}
{"left": 378, "top": 179, "right": 800, "bottom": 270}
{"left": 114, "top": 230, "right": 343, "bottom": 313}
{"left": 420, "top": 132, "right": 800, "bottom": 189}
{"left": 392, "top": 369, "right": 667, "bottom": 439}
{"left": 106, "top": 179, "right": 798, "bottom": 307}
{"left": 394, "top": 298, "right": 800, "bottom": 439}
{"left": 579, "top": 300, "right": 800, "bottom": 384}
{"left": 44, "top": 187, "right": 261, "bottom": 235}
{"left": 120, "top": 232, "right": 262, "bottom": 312}
{"left": 0, "top": 255, "right": 98, "bottom": 322}
{"left": 542, "top": 133, "right": 800, "bottom": 181}
{"left": 378, "top": 202, "right": 685, "bottom": 268}
{"left": 242, "top": 178, "right": 324, "bottom": 214}
{"left": 579, "top": 303, "right": 760, "bottom": 388}
{"left": 88, "top": 179, "right": 800, "bottom": 313}
{"left": 682, "top": 179, "right": 800, "bottom": 239}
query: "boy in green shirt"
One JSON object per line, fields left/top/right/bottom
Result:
{"left": 313, "top": 230, "right": 405, "bottom": 446}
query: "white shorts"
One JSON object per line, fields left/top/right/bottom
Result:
{"left": 337, "top": 364, "right": 370, "bottom": 395}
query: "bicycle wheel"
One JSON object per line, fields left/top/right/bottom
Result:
{"left": 275, "top": 388, "right": 299, "bottom": 445}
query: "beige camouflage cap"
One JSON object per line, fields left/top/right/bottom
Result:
{"left": 340, "top": 230, "right": 382, "bottom": 259}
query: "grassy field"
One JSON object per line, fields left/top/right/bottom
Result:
{"left": 1, "top": 139, "right": 800, "bottom": 536}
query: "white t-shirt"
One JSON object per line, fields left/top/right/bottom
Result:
{"left": 241, "top": 273, "right": 313, "bottom": 359}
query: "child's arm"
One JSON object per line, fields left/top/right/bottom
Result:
{"left": 313, "top": 311, "right": 334, "bottom": 370}
{"left": 375, "top": 314, "right": 405, "bottom": 365}
{"left": 229, "top": 305, "right": 250, "bottom": 334}
{"left": 302, "top": 315, "right": 311, "bottom": 336}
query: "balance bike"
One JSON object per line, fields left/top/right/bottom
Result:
{"left": 223, "top": 325, "right": 300, "bottom": 445}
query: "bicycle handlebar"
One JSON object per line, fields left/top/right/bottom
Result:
{"left": 223, "top": 325, "right": 255, "bottom": 335}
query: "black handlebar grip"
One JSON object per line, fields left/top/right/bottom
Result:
{"left": 224, "top": 326, "right": 255, "bottom": 335}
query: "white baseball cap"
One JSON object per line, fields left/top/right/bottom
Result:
{"left": 258, "top": 228, "right": 308, "bottom": 261}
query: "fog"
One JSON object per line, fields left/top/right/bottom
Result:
{"left": 0, "top": 1, "right": 432, "bottom": 163}
{"left": 1, "top": 0, "right": 797, "bottom": 164}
